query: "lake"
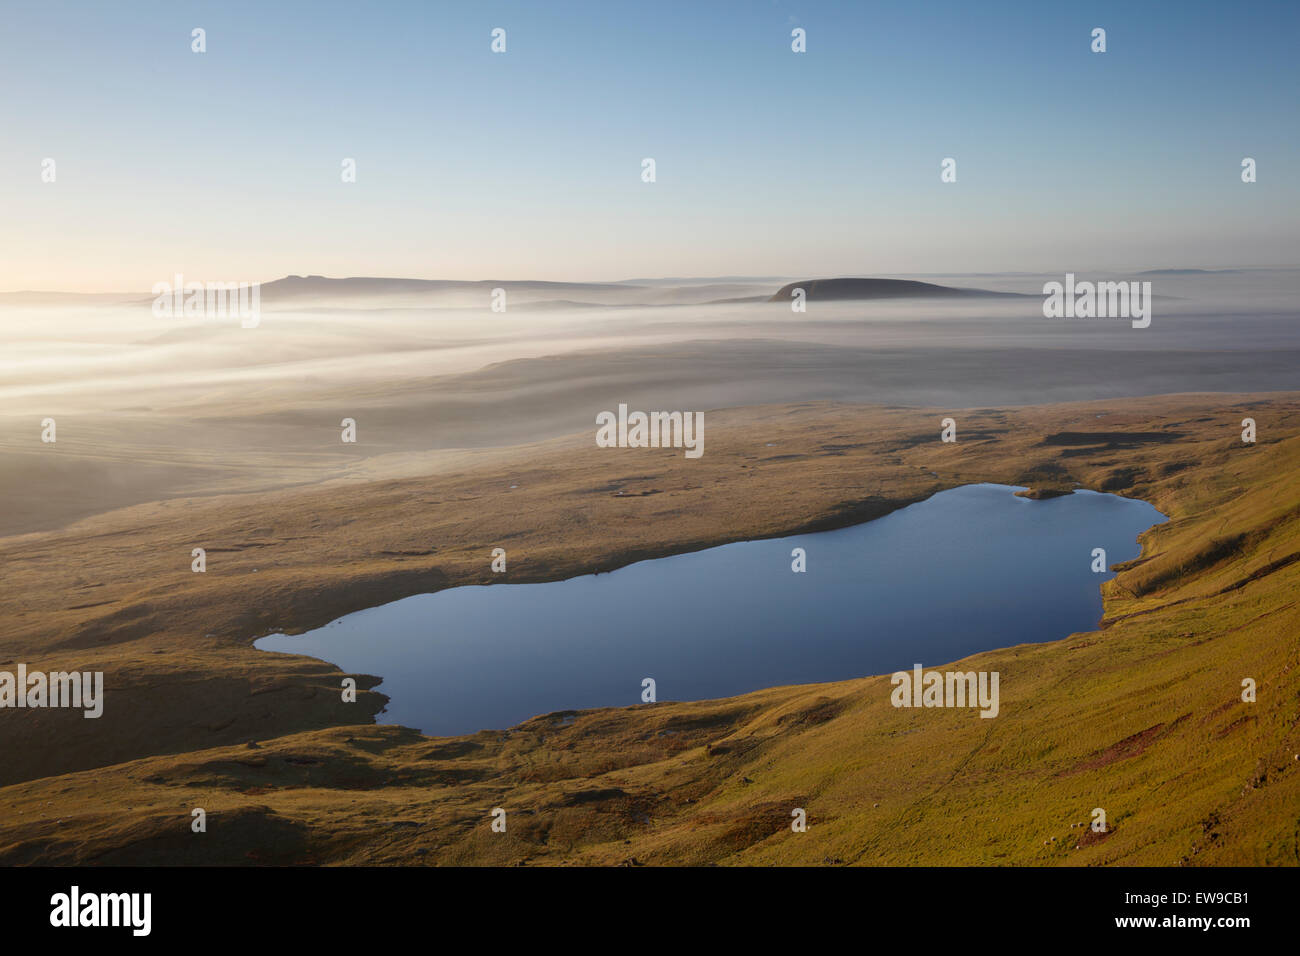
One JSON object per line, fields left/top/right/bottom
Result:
{"left": 255, "top": 483, "right": 1166, "bottom": 735}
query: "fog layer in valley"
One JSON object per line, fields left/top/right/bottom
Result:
{"left": 2, "top": 269, "right": 1297, "bottom": 534}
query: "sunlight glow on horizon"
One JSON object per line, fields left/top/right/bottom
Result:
{"left": 1, "top": 0, "right": 1297, "bottom": 291}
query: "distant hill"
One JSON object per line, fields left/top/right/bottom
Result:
{"left": 0, "top": 274, "right": 1040, "bottom": 308}
{"left": 769, "top": 277, "right": 1027, "bottom": 302}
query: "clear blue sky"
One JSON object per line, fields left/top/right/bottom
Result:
{"left": 1, "top": 0, "right": 1296, "bottom": 289}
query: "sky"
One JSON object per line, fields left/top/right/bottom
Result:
{"left": 1, "top": 0, "right": 1297, "bottom": 291}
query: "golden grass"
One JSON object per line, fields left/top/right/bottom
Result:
{"left": 1, "top": 394, "right": 1296, "bottom": 865}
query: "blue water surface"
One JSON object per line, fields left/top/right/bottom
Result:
{"left": 256, "top": 483, "right": 1165, "bottom": 735}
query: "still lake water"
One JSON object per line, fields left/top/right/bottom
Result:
{"left": 255, "top": 484, "right": 1165, "bottom": 736}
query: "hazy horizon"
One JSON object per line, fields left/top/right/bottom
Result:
{"left": 3, "top": 0, "right": 1297, "bottom": 291}
{"left": 5, "top": 263, "right": 1297, "bottom": 296}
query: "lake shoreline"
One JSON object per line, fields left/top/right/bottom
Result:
{"left": 256, "top": 483, "right": 1167, "bottom": 737}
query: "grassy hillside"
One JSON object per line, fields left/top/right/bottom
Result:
{"left": 1, "top": 395, "right": 1296, "bottom": 865}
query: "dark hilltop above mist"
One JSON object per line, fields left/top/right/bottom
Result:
{"left": 8, "top": 269, "right": 1262, "bottom": 305}
{"left": 265, "top": 275, "right": 1033, "bottom": 303}
{"left": 264, "top": 274, "right": 1032, "bottom": 307}
{"left": 768, "top": 277, "right": 1029, "bottom": 302}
